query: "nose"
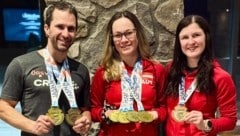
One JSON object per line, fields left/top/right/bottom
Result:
{"left": 120, "top": 34, "right": 128, "bottom": 42}
{"left": 62, "top": 28, "right": 70, "bottom": 38}
{"left": 188, "top": 37, "right": 196, "bottom": 44}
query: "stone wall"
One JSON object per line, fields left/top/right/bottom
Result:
{"left": 45, "top": 0, "right": 183, "bottom": 74}
{"left": 44, "top": 0, "right": 184, "bottom": 135}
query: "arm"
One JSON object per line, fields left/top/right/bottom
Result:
{"left": 90, "top": 68, "right": 105, "bottom": 122}
{"left": 0, "top": 57, "right": 53, "bottom": 135}
{"left": 209, "top": 73, "right": 237, "bottom": 134}
{"left": 151, "top": 64, "right": 167, "bottom": 122}
{"left": 185, "top": 72, "right": 238, "bottom": 134}
{"left": 0, "top": 99, "right": 53, "bottom": 135}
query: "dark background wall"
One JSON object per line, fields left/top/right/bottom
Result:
{"left": 0, "top": 0, "right": 46, "bottom": 65}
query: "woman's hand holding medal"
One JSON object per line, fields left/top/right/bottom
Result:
{"left": 172, "top": 108, "right": 209, "bottom": 132}
{"left": 147, "top": 110, "right": 158, "bottom": 121}
{"left": 172, "top": 77, "right": 198, "bottom": 122}
{"left": 184, "top": 110, "right": 205, "bottom": 131}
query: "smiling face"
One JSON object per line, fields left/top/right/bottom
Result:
{"left": 112, "top": 17, "right": 139, "bottom": 60}
{"left": 44, "top": 9, "right": 77, "bottom": 53}
{"left": 179, "top": 22, "right": 206, "bottom": 67}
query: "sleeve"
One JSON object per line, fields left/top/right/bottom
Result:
{"left": 154, "top": 63, "right": 167, "bottom": 123}
{"left": 90, "top": 68, "right": 106, "bottom": 122}
{"left": 209, "top": 71, "right": 237, "bottom": 134}
{"left": 1, "top": 58, "right": 23, "bottom": 101}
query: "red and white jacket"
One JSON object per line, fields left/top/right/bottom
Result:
{"left": 91, "top": 59, "right": 167, "bottom": 136}
{"left": 165, "top": 61, "right": 237, "bottom": 136}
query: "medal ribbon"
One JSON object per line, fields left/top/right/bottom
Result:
{"left": 119, "top": 59, "right": 144, "bottom": 112}
{"left": 44, "top": 49, "right": 78, "bottom": 108}
{"left": 178, "top": 77, "right": 197, "bottom": 105}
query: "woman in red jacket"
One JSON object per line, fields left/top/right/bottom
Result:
{"left": 165, "top": 15, "right": 237, "bottom": 136}
{"left": 90, "top": 10, "right": 167, "bottom": 136}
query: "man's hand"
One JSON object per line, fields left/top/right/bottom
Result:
{"left": 31, "top": 115, "right": 54, "bottom": 135}
{"left": 72, "top": 115, "right": 91, "bottom": 135}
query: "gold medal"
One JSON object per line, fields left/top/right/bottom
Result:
{"left": 138, "top": 111, "right": 154, "bottom": 123}
{"left": 117, "top": 112, "right": 130, "bottom": 124}
{"left": 172, "top": 105, "right": 188, "bottom": 122}
{"left": 126, "top": 111, "right": 139, "bottom": 122}
{"left": 65, "top": 108, "right": 82, "bottom": 126}
{"left": 46, "top": 107, "right": 64, "bottom": 125}
{"left": 109, "top": 110, "right": 119, "bottom": 122}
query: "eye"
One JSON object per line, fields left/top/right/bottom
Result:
{"left": 56, "top": 24, "right": 65, "bottom": 30}
{"left": 113, "top": 33, "right": 122, "bottom": 38}
{"left": 68, "top": 26, "right": 76, "bottom": 32}
{"left": 192, "top": 33, "right": 201, "bottom": 38}
{"left": 124, "top": 31, "right": 133, "bottom": 36}
{"left": 180, "top": 35, "right": 188, "bottom": 40}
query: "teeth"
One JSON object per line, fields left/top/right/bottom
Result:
{"left": 122, "top": 46, "right": 129, "bottom": 49}
{"left": 189, "top": 47, "right": 195, "bottom": 51}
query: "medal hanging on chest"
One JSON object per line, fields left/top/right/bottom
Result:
{"left": 65, "top": 108, "right": 82, "bottom": 126}
{"left": 109, "top": 59, "right": 153, "bottom": 123}
{"left": 172, "top": 105, "right": 188, "bottom": 122}
{"left": 43, "top": 49, "right": 81, "bottom": 125}
{"left": 46, "top": 107, "right": 64, "bottom": 125}
{"left": 172, "top": 77, "right": 197, "bottom": 122}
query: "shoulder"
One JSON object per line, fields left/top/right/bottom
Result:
{"left": 212, "top": 61, "right": 236, "bottom": 103}
{"left": 212, "top": 60, "right": 235, "bottom": 88}
{"left": 165, "top": 61, "right": 173, "bottom": 72}
{"left": 8, "top": 51, "right": 41, "bottom": 68}
{"left": 142, "top": 59, "right": 163, "bottom": 67}
{"left": 91, "top": 66, "right": 106, "bottom": 84}
{"left": 4, "top": 51, "right": 41, "bottom": 82}
{"left": 212, "top": 60, "right": 232, "bottom": 80}
{"left": 67, "top": 58, "right": 91, "bottom": 84}
{"left": 13, "top": 51, "right": 40, "bottom": 62}
{"left": 142, "top": 59, "right": 167, "bottom": 79}
{"left": 93, "top": 66, "right": 105, "bottom": 77}
{"left": 68, "top": 57, "right": 89, "bottom": 72}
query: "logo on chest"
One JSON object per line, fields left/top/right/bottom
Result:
{"left": 142, "top": 72, "right": 153, "bottom": 85}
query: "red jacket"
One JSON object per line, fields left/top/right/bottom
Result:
{"left": 91, "top": 59, "right": 167, "bottom": 136}
{"left": 166, "top": 61, "right": 237, "bottom": 136}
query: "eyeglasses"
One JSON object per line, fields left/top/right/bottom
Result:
{"left": 112, "top": 29, "right": 136, "bottom": 41}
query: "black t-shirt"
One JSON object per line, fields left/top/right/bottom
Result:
{"left": 1, "top": 51, "right": 90, "bottom": 136}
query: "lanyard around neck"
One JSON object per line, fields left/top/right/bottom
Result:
{"left": 44, "top": 49, "right": 77, "bottom": 108}
{"left": 119, "top": 59, "right": 144, "bottom": 111}
{"left": 178, "top": 77, "right": 197, "bottom": 105}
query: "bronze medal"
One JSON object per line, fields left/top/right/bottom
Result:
{"left": 172, "top": 105, "right": 188, "bottom": 122}
{"left": 46, "top": 107, "right": 64, "bottom": 125}
{"left": 65, "top": 108, "right": 82, "bottom": 126}
{"left": 126, "top": 111, "right": 139, "bottom": 122}
{"left": 138, "top": 111, "right": 154, "bottom": 123}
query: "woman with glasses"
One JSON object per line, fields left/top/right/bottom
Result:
{"left": 90, "top": 10, "right": 167, "bottom": 136}
{"left": 165, "top": 15, "right": 237, "bottom": 135}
